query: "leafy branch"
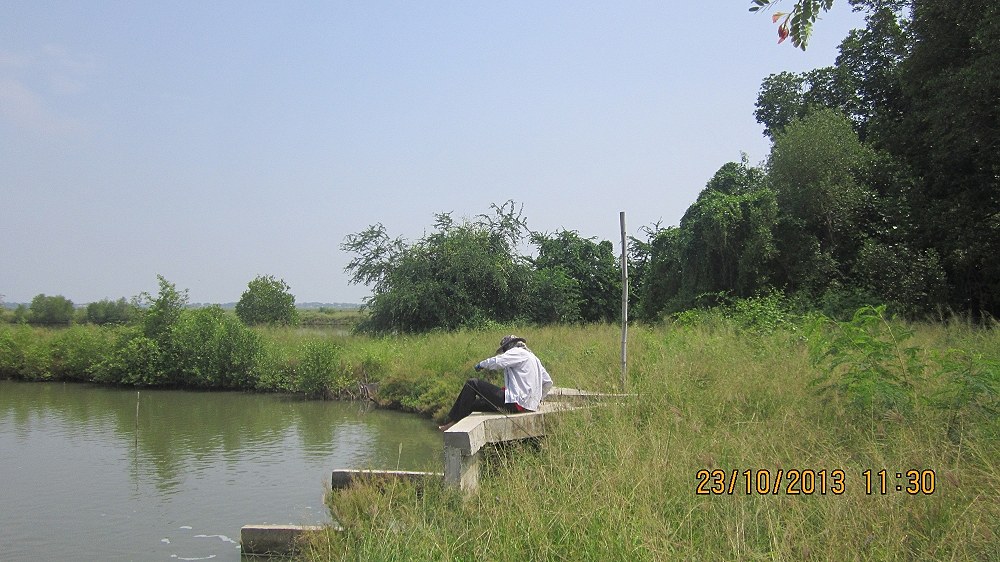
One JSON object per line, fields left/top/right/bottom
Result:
{"left": 749, "top": 0, "right": 836, "bottom": 49}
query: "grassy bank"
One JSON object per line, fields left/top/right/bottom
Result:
{"left": 304, "top": 313, "right": 999, "bottom": 560}
{"left": 2, "top": 308, "right": 997, "bottom": 558}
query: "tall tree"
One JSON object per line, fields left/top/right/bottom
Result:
{"left": 531, "top": 230, "right": 620, "bottom": 323}
{"left": 767, "top": 108, "right": 876, "bottom": 295}
{"left": 342, "top": 202, "right": 533, "bottom": 332}
{"left": 677, "top": 161, "right": 777, "bottom": 304}
{"left": 632, "top": 161, "right": 777, "bottom": 318}
{"left": 891, "top": 0, "right": 1000, "bottom": 313}
{"left": 833, "top": 4, "right": 909, "bottom": 143}
{"left": 634, "top": 226, "right": 684, "bottom": 320}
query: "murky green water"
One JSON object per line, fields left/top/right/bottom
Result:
{"left": 0, "top": 380, "right": 442, "bottom": 561}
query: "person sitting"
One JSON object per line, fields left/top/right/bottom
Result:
{"left": 438, "top": 334, "right": 554, "bottom": 431}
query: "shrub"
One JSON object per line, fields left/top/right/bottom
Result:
{"left": 84, "top": 298, "right": 136, "bottom": 325}
{"left": 94, "top": 334, "right": 165, "bottom": 386}
{"left": 723, "top": 293, "right": 798, "bottom": 333}
{"left": 28, "top": 294, "right": 75, "bottom": 326}
{"left": 139, "top": 275, "right": 187, "bottom": 343}
{"left": 49, "top": 325, "right": 115, "bottom": 381}
{"left": 235, "top": 275, "right": 298, "bottom": 326}
{"left": 297, "top": 340, "right": 343, "bottom": 398}
{"left": 168, "top": 306, "right": 263, "bottom": 388}
{"left": 254, "top": 340, "right": 298, "bottom": 393}
{"left": 807, "top": 305, "right": 923, "bottom": 421}
{"left": 0, "top": 324, "right": 52, "bottom": 380}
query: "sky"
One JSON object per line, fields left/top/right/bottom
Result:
{"left": 1, "top": 1, "right": 866, "bottom": 305}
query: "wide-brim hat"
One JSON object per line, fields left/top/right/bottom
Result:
{"left": 497, "top": 334, "right": 526, "bottom": 354}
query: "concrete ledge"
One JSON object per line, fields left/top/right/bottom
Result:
{"left": 442, "top": 401, "right": 579, "bottom": 491}
{"left": 332, "top": 468, "right": 443, "bottom": 490}
{"left": 546, "top": 386, "right": 635, "bottom": 402}
{"left": 443, "top": 401, "right": 574, "bottom": 457}
{"left": 240, "top": 524, "right": 323, "bottom": 556}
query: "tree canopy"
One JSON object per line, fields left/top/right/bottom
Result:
{"left": 235, "top": 275, "right": 299, "bottom": 326}
{"left": 342, "top": 202, "right": 535, "bottom": 332}
{"left": 341, "top": 202, "right": 627, "bottom": 332}
{"left": 28, "top": 294, "right": 75, "bottom": 326}
{"left": 735, "top": 0, "right": 999, "bottom": 317}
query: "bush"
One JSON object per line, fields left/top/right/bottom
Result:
{"left": 165, "top": 306, "right": 264, "bottom": 388}
{"left": 0, "top": 324, "right": 52, "bottom": 380}
{"left": 85, "top": 298, "right": 136, "bottom": 325}
{"left": 139, "top": 275, "right": 187, "bottom": 343}
{"left": 236, "top": 275, "right": 299, "bottom": 326}
{"left": 28, "top": 294, "right": 75, "bottom": 326}
{"left": 807, "top": 305, "right": 923, "bottom": 421}
{"left": 97, "top": 335, "right": 165, "bottom": 386}
{"left": 50, "top": 325, "right": 116, "bottom": 381}
{"left": 297, "top": 340, "right": 343, "bottom": 398}
{"left": 254, "top": 340, "right": 298, "bottom": 393}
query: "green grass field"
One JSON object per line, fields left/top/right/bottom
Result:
{"left": 303, "top": 314, "right": 999, "bottom": 561}
{"left": 3, "top": 307, "right": 996, "bottom": 559}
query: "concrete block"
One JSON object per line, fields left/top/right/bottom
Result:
{"left": 331, "top": 469, "right": 442, "bottom": 490}
{"left": 240, "top": 524, "right": 323, "bottom": 556}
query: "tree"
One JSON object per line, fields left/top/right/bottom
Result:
{"left": 754, "top": 4, "right": 910, "bottom": 142}
{"left": 833, "top": 4, "right": 909, "bottom": 143}
{"left": 235, "top": 275, "right": 298, "bottom": 326}
{"left": 755, "top": 66, "right": 864, "bottom": 141}
{"left": 85, "top": 298, "right": 136, "bottom": 325}
{"left": 627, "top": 161, "right": 778, "bottom": 320}
{"left": 12, "top": 304, "right": 29, "bottom": 324}
{"left": 342, "top": 201, "right": 533, "bottom": 332}
{"left": 634, "top": 226, "right": 684, "bottom": 320}
{"left": 889, "top": 0, "right": 1000, "bottom": 314}
{"left": 531, "top": 230, "right": 621, "bottom": 323}
{"left": 139, "top": 275, "right": 188, "bottom": 342}
{"left": 630, "top": 160, "right": 781, "bottom": 316}
{"left": 28, "top": 294, "right": 75, "bottom": 325}
{"left": 767, "top": 108, "right": 877, "bottom": 297}
{"left": 755, "top": 71, "right": 809, "bottom": 139}
{"left": 525, "top": 268, "right": 583, "bottom": 324}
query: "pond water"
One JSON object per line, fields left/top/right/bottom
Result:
{"left": 0, "top": 380, "right": 442, "bottom": 561}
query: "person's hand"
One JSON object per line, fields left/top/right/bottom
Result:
{"left": 474, "top": 363, "right": 482, "bottom": 372}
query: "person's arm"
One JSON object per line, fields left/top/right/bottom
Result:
{"left": 540, "top": 364, "right": 553, "bottom": 398}
{"left": 475, "top": 357, "right": 498, "bottom": 371}
{"left": 476, "top": 349, "right": 525, "bottom": 371}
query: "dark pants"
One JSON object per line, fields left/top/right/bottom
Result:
{"left": 445, "top": 378, "right": 519, "bottom": 423}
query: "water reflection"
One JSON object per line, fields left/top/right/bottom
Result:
{"left": 0, "top": 380, "right": 441, "bottom": 561}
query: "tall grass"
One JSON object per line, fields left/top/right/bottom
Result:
{"left": 3, "top": 309, "right": 997, "bottom": 559}
{"left": 304, "top": 318, "right": 999, "bottom": 561}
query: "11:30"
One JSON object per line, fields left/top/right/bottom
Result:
{"left": 863, "top": 469, "right": 936, "bottom": 494}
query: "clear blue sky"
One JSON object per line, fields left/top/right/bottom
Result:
{"left": 2, "top": 1, "right": 864, "bottom": 305}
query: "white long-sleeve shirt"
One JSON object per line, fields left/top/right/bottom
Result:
{"left": 476, "top": 346, "right": 553, "bottom": 411}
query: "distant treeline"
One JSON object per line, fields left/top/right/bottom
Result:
{"left": 0, "top": 281, "right": 360, "bottom": 328}
{"left": 0, "top": 276, "right": 366, "bottom": 395}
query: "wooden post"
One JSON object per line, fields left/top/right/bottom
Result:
{"left": 619, "top": 211, "right": 628, "bottom": 393}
